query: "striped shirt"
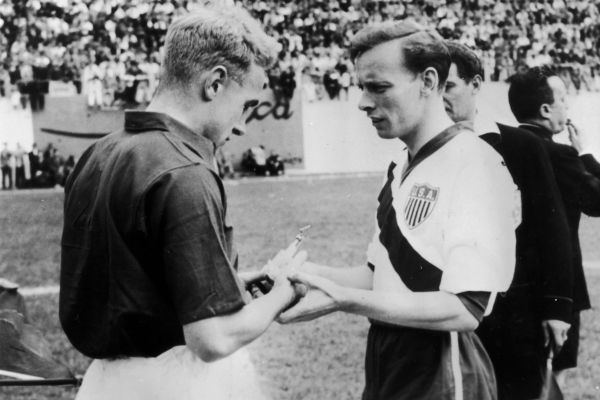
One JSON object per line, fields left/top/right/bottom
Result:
{"left": 363, "top": 123, "right": 519, "bottom": 400}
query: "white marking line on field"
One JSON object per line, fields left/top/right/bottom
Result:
{"left": 20, "top": 285, "right": 59, "bottom": 297}
{"left": 223, "top": 171, "right": 382, "bottom": 186}
{"left": 17, "top": 260, "right": 600, "bottom": 297}
{"left": 0, "top": 369, "right": 43, "bottom": 380}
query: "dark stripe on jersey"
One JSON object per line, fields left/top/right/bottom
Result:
{"left": 401, "top": 121, "right": 472, "bottom": 183}
{"left": 376, "top": 165, "right": 442, "bottom": 292}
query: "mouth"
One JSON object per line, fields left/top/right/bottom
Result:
{"left": 369, "top": 117, "right": 385, "bottom": 126}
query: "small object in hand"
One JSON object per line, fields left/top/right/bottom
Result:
{"left": 245, "top": 276, "right": 274, "bottom": 296}
{"left": 248, "top": 225, "right": 311, "bottom": 295}
{"left": 293, "top": 224, "right": 312, "bottom": 248}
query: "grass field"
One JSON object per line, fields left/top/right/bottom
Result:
{"left": 1, "top": 175, "right": 600, "bottom": 399}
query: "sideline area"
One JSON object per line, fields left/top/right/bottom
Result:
{"left": 18, "top": 260, "right": 600, "bottom": 298}
{"left": 2, "top": 83, "right": 599, "bottom": 175}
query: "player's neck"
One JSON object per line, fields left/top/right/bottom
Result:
{"left": 406, "top": 100, "right": 455, "bottom": 158}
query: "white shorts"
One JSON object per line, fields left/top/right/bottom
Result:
{"left": 76, "top": 346, "right": 269, "bottom": 400}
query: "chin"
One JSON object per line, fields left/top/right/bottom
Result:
{"left": 376, "top": 129, "right": 399, "bottom": 140}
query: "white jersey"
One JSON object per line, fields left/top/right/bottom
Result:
{"left": 367, "top": 125, "right": 519, "bottom": 302}
{"left": 363, "top": 123, "right": 520, "bottom": 400}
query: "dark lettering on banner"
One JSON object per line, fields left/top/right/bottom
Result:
{"left": 246, "top": 99, "right": 293, "bottom": 123}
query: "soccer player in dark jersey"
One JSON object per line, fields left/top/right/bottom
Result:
{"left": 280, "top": 21, "right": 519, "bottom": 400}
{"left": 60, "top": 5, "right": 305, "bottom": 399}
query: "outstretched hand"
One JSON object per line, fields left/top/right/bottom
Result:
{"left": 277, "top": 272, "right": 346, "bottom": 323}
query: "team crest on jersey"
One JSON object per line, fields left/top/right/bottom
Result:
{"left": 404, "top": 184, "right": 439, "bottom": 229}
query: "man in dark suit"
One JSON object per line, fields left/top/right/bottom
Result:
{"left": 444, "top": 42, "right": 574, "bottom": 400}
{"left": 508, "top": 65, "right": 600, "bottom": 385}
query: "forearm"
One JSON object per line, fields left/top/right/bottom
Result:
{"left": 341, "top": 289, "right": 478, "bottom": 331}
{"left": 303, "top": 262, "right": 373, "bottom": 289}
{"left": 184, "top": 284, "right": 295, "bottom": 361}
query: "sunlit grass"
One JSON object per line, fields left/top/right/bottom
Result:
{"left": 1, "top": 176, "right": 599, "bottom": 399}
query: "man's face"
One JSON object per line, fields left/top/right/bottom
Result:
{"left": 209, "top": 64, "right": 268, "bottom": 147}
{"left": 546, "top": 76, "right": 569, "bottom": 134}
{"left": 443, "top": 63, "right": 477, "bottom": 123}
{"left": 355, "top": 39, "right": 423, "bottom": 140}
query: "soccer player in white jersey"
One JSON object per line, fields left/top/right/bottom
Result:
{"left": 279, "top": 21, "right": 520, "bottom": 400}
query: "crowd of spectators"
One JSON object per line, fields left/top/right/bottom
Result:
{"left": 1, "top": 0, "right": 600, "bottom": 110}
{"left": 1, "top": 141, "right": 75, "bottom": 189}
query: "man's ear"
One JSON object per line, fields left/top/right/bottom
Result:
{"left": 471, "top": 75, "right": 483, "bottom": 94}
{"left": 539, "top": 103, "right": 552, "bottom": 120}
{"left": 420, "top": 67, "right": 439, "bottom": 96}
{"left": 202, "top": 65, "right": 228, "bottom": 101}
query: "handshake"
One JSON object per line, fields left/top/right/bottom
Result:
{"left": 238, "top": 225, "right": 344, "bottom": 323}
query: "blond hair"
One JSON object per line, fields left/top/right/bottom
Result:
{"left": 158, "top": 4, "right": 278, "bottom": 92}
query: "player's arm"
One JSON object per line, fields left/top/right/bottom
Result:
{"left": 286, "top": 272, "right": 479, "bottom": 331}
{"left": 302, "top": 261, "right": 374, "bottom": 290}
{"left": 183, "top": 266, "right": 303, "bottom": 362}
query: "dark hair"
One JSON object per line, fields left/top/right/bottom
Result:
{"left": 508, "top": 66, "right": 556, "bottom": 122}
{"left": 445, "top": 41, "right": 484, "bottom": 81}
{"left": 350, "top": 20, "right": 450, "bottom": 89}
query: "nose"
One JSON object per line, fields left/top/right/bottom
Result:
{"left": 358, "top": 91, "right": 374, "bottom": 113}
{"left": 232, "top": 126, "right": 245, "bottom": 136}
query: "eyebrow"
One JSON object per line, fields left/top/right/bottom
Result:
{"left": 358, "top": 79, "right": 392, "bottom": 88}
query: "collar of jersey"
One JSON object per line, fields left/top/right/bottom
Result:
{"left": 401, "top": 121, "right": 472, "bottom": 183}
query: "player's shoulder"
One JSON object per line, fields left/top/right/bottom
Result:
{"left": 445, "top": 130, "right": 505, "bottom": 166}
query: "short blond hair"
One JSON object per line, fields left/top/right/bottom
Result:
{"left": 158, "top": 4, "right": 278, "bottom": 92}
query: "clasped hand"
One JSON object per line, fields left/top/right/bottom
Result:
{"left": 239, "top": 243, "right": 308, "bottom": 301}
{"left": 239, "top": 249, "right": 346, "bottom": 322}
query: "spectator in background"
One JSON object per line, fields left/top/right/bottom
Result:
{"left": 3, "top": 0, "right": 600, "bottom": 107}
{"left": 268, "top": 64, "right": 283, "bottom": 102}
{"left": 279, "top": 65, "right": 296, "bottom": 101}
{"left": 83, "top": 57, "right": 103, "bottom": 109}
{"left": 13, "top": 142, "right": 28, "bottom": 189}
{"left": 29, "top": 143, "right": 42, "bottom": 182}
{"left": 1, "top": 142, "right": 13, "bottom": 190}
{"left": 323, "top": 68, "right": 340, "bottom": 100}
{"left": 0, "top": 64, "right": 7, "bottom": 97}
{"left": 338, "top": 63, "right": 351, "bottom": 101}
